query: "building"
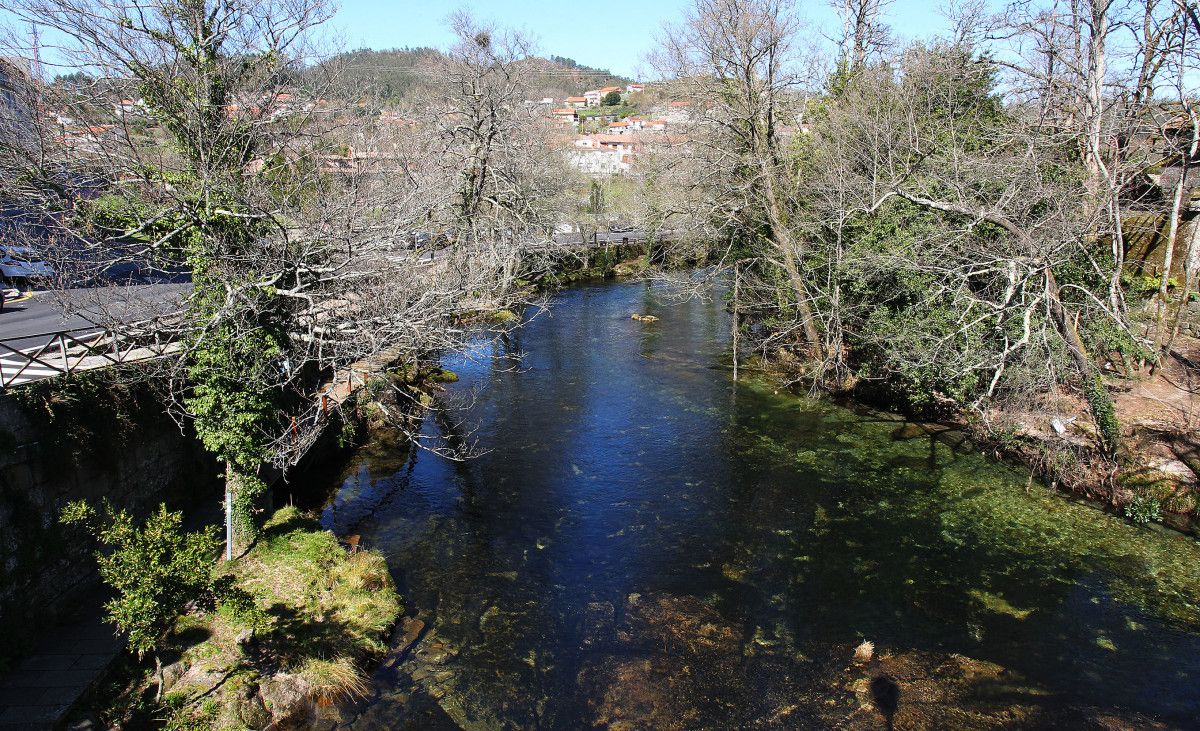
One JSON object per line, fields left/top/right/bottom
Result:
{"left": 552, "top": 108, "right": 578, "bottom": 126}
{"left": 626, "top": 83, "right": 645, "bottom": 94}
{"left": 568, "top": 148, "right": 631, "bottom": 175}
{"left": 585, "top": 86, "right": 624, "bottom": 107}
{"left": 0, "top": 58, "right": 35, "bottom": 143}
{"left": 590, "top": 133, "right": 640, "bottom": 153}
{"left": 565, "top": 96, "right": 588, "bottom": 109}
{"left": 113, "top": 98, "right": 145, "bottom": 116}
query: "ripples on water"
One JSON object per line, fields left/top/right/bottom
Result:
{"left": 319, "top": 280, "right": 1200, "bottom": 730}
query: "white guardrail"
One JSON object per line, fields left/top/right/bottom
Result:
{"left": 0, "top": 319, "right": 181, "bottom": 388}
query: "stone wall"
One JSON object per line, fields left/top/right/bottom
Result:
{"left": 0, "top": 382, "right": 220, "bottom": 662}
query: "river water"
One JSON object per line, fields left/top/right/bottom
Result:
{"left": 320, "top": 279, "right": 1200, "bottom": 730}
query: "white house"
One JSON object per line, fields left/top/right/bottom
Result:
{"left": 113, "top": 98, "right": 145, "bottom": 116}
{"left": 568, "top": 148, "right": 630, "bottom": 175}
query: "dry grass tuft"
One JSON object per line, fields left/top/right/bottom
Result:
{"left": 297, "top": 656, "right": 371, "bottom": 706}
{"left": 854, "top": 640, "right": 875, "bottom": 663}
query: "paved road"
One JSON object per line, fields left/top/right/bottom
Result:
{"left": 0, "top": 231, "right": 659, "bottom": 384}
{"left": 0, "top": 230, "right": 653, "bottom": 335}
{"left": 0, "top": 284, "right": 189, "bottom": 341}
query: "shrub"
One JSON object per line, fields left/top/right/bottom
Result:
{"left": 297, "top": 657, "right": 369, "bottom": 705}
{"left": 1124, "top": 492, "right": 1162, "bottom": 525}
{"left": 61, "top": 500, "right": 222, "bottom": 698}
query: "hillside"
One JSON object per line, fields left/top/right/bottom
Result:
{"left": 314, "top": 48, "right": 629, "bottom": 103}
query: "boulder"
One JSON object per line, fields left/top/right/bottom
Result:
{"left": 259, "top": 673, "right": 313, "bottom": 725}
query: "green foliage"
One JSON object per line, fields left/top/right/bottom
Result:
{"left": 1083, "top": 373, "right": 1121, "bottom": 455}
{"left": 836, "top": 199, "right": 988, "bottom": 413}
{"left": 1082, "top": 314, "right": 1150, "bottom": 363}
{"left": 1123, "top": 492, "right": 1162, "bottom": 525}
{"left": 60, "top": 501, "right": 220, "bottom": 659}
{"left": 602, "top": 90, "right": 622, "bottom": 106}
{"left": 1121, "top": 271, "right": 1173, "bottom": 298}
{"left": 577, "top": 104, "right": 638, "bottom": 120}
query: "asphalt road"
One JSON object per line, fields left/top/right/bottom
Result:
{"left": 0, "top": 230, "right": 658, "bottom": 339}
{"left": 0, "top": 284, "right": 190, "bottom": 343}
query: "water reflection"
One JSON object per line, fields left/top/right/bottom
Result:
{"left": 322, "top": 280, "right": 1200, "bottom": 729}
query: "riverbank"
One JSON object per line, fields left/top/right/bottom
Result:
{"left": 745, "top": 318, "right": 1200, "bottom": 537}
{"left": 66, "top": 506, "right": 400, "bottom": 729}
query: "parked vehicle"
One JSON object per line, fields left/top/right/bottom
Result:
{"left": 0, "top": 286, "right": 19, "bottom": 312}
{"left": 0, "top": 246, "right": 55, "bottom": 286}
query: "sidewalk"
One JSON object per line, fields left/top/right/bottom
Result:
{"left": 0, "top": 596, "right": 121, "bottom": 730}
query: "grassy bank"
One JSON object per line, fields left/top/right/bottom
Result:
{"left": 78, "top": 506, "right": 400, "bottom": 729}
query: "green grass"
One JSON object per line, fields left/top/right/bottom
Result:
{"left": 94, "top": 506, "right": 400, "bottom": 729}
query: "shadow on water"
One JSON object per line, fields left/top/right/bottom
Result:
{"left": 319, "top": 279, "right": 1200, "bottom": 729}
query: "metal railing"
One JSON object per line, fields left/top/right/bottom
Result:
{"left": 0, "top": 317, "right": 182, "bottom": 388}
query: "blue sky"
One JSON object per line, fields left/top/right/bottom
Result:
{"left": 330, "top": 0, "right": 964, "bottom": 79}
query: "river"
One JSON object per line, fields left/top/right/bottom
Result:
{"left": 318, "top": 278, "right": 1200, "bottom": 729}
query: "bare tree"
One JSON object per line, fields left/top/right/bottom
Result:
{"left": 0, "top": 1, "right": 564, "bottom": 554}
{"left": 648, "top": 0, "right": 826, "bottom": 361}
{"left": 833, "top": 0, "right": 893, "bottom": 71}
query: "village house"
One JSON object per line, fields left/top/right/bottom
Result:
{"left": 113, "top": 98, "right": 145, "bottom": 117}
{"left": 591, "top": 133, "right": 639, "bottom": 153}
{"left": 565, "top": 96, "right": 588, "bottom": 109}
{"left": 626, "top": 83, "right": 644, "bottom": 94}
{"left": 567, "top": 147, "right": 631, "bottom": 175}
{"left": 584, "top": 86, "right": 623, "bottom": 107}
{"left": 552, "top": 108, "right": 578, "bottom": 126}
{"left": 587, "top": 112, "right": 621, "bottom": 126}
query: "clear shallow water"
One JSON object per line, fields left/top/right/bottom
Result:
{"left": 321, "top": 279, "right": 1200, "bottom": 729}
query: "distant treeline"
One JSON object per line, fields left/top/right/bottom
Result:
{"left": 312, "top": 47, "right": 630, "bottom": 103}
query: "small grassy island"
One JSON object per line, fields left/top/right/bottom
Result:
{"left": 82, "top": 506, "right": 399, "bottom": 730}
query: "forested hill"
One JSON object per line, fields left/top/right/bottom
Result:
{"left": 316, "top": 47, "right": 440, "bottom": 102}
{"left": 315, "top": 48, "right": 629, "bottom": 103}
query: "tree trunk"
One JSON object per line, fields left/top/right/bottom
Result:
{"left": 1167, "top": 213, "right": 1200, "bottom": 351}
{"left": 759, "top": 161, "right": 823, "bottom": 356}
{"left": 1154, "top": 153, "right": 1190, "bottom": 352}
{"left": 732, "top": 264, "right": 740, "bottom": 381}
{"left": 1047, "top": 269, "right": 1119, "bottom": 454}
